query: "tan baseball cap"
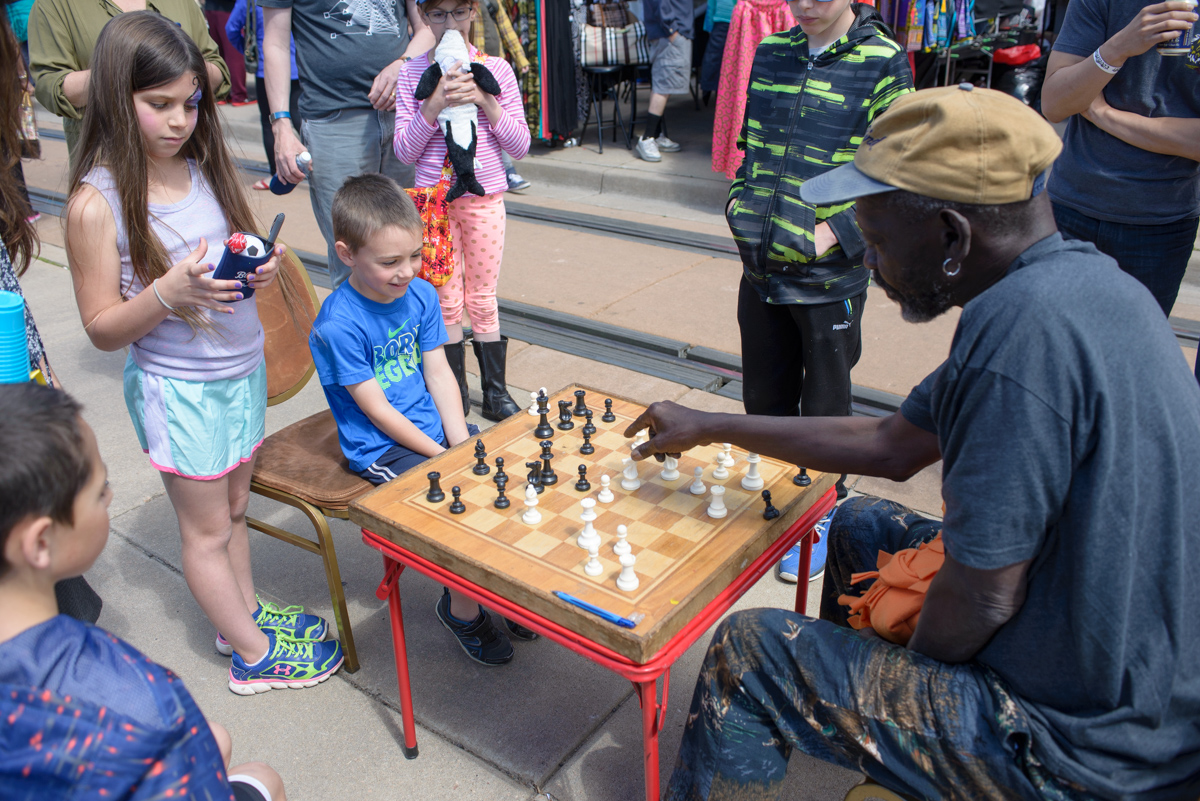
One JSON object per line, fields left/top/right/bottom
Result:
{"left": 801, "top": 84, "right": 1062, "bottom": 206}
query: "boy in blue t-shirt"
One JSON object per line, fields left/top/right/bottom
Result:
{"left": 0, "top": 383, "right": 285, "bottom": 801}
{"left": 310, "top": 174, "right": 534, "bottom": 666}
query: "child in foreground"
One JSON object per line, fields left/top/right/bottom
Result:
{"left": 0, "top": 383, "right": 287, "bottom": 801}
{"left": 310, "top": 174, "right": 536, "bottom": 666}
{"left": 63, "top": 11, "right": 340, "bottom": 694}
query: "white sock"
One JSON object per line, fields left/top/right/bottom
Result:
{"left": 228, "top": 774, "right": 273, "bottom": 801}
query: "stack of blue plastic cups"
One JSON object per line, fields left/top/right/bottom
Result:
{"left": 0, "top": 291, "right": 30, "bottom": 384}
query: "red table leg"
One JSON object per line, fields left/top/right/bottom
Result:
{"left": 377, "top": 554, "right": 420, "bottom": 759}
{"left": 635, "top": 668, "right": 671, "bottom": 801}
{"left": 793, "top": 530, "right": 814, "bottom": 615}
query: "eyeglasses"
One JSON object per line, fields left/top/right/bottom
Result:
{"left": 426, "top": 7, "right": 472, "bottom": 22}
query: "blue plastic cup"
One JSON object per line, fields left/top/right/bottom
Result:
{"left": 0, "top": 290, "right": 24, "bottom": 334}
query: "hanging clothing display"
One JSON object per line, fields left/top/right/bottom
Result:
{"left": 711, "top": 0, "right": 796, "bottom": 180}
{"left": 878, "top": 0, "right": 975, "bottom": 51}
{"left": 503, "top": 0, "right": 579, "bottom": 140}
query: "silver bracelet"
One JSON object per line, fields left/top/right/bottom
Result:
{"left": 151, "top": 279, "right": 175, "bottom": 311}
{"left": 1093, "top": 48, "right": 1120, "bottom": 75}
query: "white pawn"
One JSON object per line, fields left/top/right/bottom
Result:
{"left": 719, "top": 443, "right": 735, "bottom": 468}
{"left": 616, "top": 552, "right": 639, "bottom": 592}
{"left": 621, "top": 457, "right": 642, "bottom": 491}
{"left": 689, "top": 466, "right": 706, "bottom": 495}
{"left": 659, "top": 455, "right": 680, "bottom": 482}
{"left": 577, "top": 498, "right": 600, "bottom": 550}
{"left": 527, "top": 390, "right": 540, "bottom": 417}
{"left": 740, "top": 453, "right": 764, "bottom": 491}
{"left": 521, "top": 483, "right": 542, "bottom": 525}
{"left": 613, "top": 524, "right": 631, "bottom": 556}
{"left": 584, "top": 543, "right": 603, "bottom": 576}
{"left": 711, "top": 453, "right": 730, "bottom": 481}
{"left": 707, "top": 485, "right": 728, "bottom": 519}
{"left": 597, "top": 474, "right": 615, "bottom": 503}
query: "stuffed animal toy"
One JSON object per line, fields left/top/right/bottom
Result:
{"left": 414, "top": 31, "right": 503, "bottom": 202}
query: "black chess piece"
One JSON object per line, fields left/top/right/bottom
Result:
{"left": 580, "top": 430, "right": 595, "bottom": 455}
{"left": 582, "top": 409, "right": 596, "bottom": 437}
{"left": 557, "top": 400, "right": 575, "bottom": 431}
{"left": 572, "top": 389, "right": 588, "bottom": 417}
{"left": 493, "top": 457, "right": 507, "bottom": 485}
{"left": 449, "top": 486, "right": 466, "bottom": 514}
{"left": 494, "top": 478, "right": 511, "bottom": 509}
{"left": 539, "top": 441, "right": 558, "bottom": 486}
{"left": 472, "top": 440, "right": 490, "bottom": 476}
{"left": 536, "top": 389, "right": 549, "bottom": 415}
{"left": 534, "top": 404, "right": 555, "bottom": 439}
{"left": 426, "top": 471, "right": 445, "bottom": 503}
{"left": 793, "top": 467, "right": 812, "bottom": 487}
{"left": 540, "top": 440, "right": 553, "bottom": 460}
{"left": 525, "top": 462, "right": 544, "bottom": 493}
{"left": 574, "top": 464, "right": 591, "bottom": 492}
{"left": 602, "top": 398, "right": 616, "bottom": 423}
{"left": 762, "top": 490, "right": 780, "bottom": 520}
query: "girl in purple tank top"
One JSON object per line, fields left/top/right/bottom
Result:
{"left": 62, "top": 12, "right": 343, "bottom": 696}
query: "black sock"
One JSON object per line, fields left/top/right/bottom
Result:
{"left": 642, "top": 113, "right": 662, "bottom": 140}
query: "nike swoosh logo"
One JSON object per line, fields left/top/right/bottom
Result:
{"left": 388, "top": 319, "right": 410, "bottom": 338}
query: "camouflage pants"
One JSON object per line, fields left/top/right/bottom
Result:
{"left": 663, "top": 496, "right": 1099, "bottom": 801}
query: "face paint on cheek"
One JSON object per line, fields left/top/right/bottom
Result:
{"left": 189, "top": 88, "right": 202, "bottom": 105}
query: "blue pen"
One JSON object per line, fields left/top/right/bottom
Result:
{"left": 554, "top": 591, "right": 640, "bottom": 629}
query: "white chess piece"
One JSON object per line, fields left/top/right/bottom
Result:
{"left": 616, "top": 552, "right": 639, "bottom": 591}
{"left": 659, "top": 455, "right": 680, "bottom": 482}
{"left": 613, "top": 524, "right": 631, "bottom": 556}
{"left": 711, "top": 453, "right": 730, "bottom": 481}
{"left": 707, "top": 485, "right": 728, "bottom": 519}
{"left": 720, "top": 443, "right": 735, "bottom": 468}
{"left": 577, "top": 498, "right": 600, "bottom": 550}
{"left": 521, "top": 483, "right": 542, "bottom": 524}
{"left": 597, "top": 474, "right": 615, "bottom": 503}
{"left": 584, "top": 543, "right": 603, "bottom": 576}
{"left": 740, "top": 453, "right": 764, "bottom": 491}
{"left": 621, "top": 457, "right": 642, "bottom": 491}
{"left": 527, "top": 390, "right": 540, "bottom": 417}
{"left": 689, "top": 466, "right": 706, "bottom": 495}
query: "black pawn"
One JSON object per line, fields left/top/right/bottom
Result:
{"left": 582, "top": 409, "right": 596, "bottom": 437}
{"left": 426, "top": 471, "right": 445, "bottom": 503}
{"left": 539, "top": 441, "right": 558, "bottom": 486}
{"left": 574, "top": 464, "right": 591, "bottom": 492}
{"left": 494, "top": 478, "right": 510, "bottom": 509}
{"left": 472, "top": 440, "right": 490, "bottom": 476}
{"left": 557, "top": 400, "right": 575, "bottom": 431}
{"left": 580, "top": 430, "right": 595, "bottom": 455}
{"left": 602, "top": 398, "right": 616, "bottom": 423}
{"left": 493, "top": 457, "right": 507, "bottom": 485}
{"left": 793, "top": 467, "right": 812, "bottom": 487}
{"left": 572, "top": 389, "right": 589, "bottom": 417}
{"left": 762, "top": 490, "right": 780, "bottom": 520}
{"left": 525, "top": 462, "right": 544, "bottom": 493}
{"left": 449, "top": 486, "right": 466, "bottom": 514}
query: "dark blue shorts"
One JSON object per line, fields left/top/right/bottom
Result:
{"left": 358, "top": 423, "right": 480, "bottom": 485}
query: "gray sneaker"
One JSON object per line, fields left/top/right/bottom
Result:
{"left": 634, "top": 136, "right": 662, "bottom": 162}
{"left": 654, "top": 135, "right": 682, "bottom": 152}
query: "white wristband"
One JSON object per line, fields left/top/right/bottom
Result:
{"left": 151, "top": 279, "right": 175, "bottom": 311}
{"left": 1093, "top": 48, "right": 1120, "bottom": 75}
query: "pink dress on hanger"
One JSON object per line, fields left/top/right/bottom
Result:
{"left": 711, "top": 0, "right": 796, "bottom": 180}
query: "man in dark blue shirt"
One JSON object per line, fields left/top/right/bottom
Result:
{"left": 631, "top": 86, "right": 1200, "bottom": 800}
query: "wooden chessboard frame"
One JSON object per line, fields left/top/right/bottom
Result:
{"left": 350, "top": 385, "right": 835, "bottom": 663}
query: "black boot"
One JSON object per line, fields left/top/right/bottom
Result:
{"left": 443, "top": 341, "right": 471, "bottom": 418}
{"left": 472, "top": 337, "right": 522, "bottom": 421}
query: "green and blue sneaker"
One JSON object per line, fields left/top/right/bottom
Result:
{"left": 215, "top": 599, "right": 328, "bottom": 656}
{"left": 228, "top": 628, "right": 343, "bottom": 695}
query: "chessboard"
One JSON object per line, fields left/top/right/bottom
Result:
{"left": 351, "top": 385, "right": 835, "bottom": 663}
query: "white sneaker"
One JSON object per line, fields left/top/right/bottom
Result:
{"left": 634, "top": 136, "right": 662, "bottom": 162}
{"left": 654, "top": 135, "right": 681, "bottom": 152}
{"left": 505, "top": 171, "right": 531, "bottom": 192}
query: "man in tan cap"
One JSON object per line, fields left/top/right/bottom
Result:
{"left": 630, "top": 85, "right": 1200, "bottom": 800}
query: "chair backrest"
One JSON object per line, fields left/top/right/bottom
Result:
{"left": 257, "top": 246, "right": 320, "bottom": 406}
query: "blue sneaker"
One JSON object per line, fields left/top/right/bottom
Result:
{"left": 228, "top": 629, "right": 343, "bottom": 695}
{"left": 436, "top": 589, "right": 514, "bottom": 666}
{"left": 214, "top": 598, "right": 328, "bottom": 656}
{"left": 776, "top": 507, "right": 835, "bottom": 583}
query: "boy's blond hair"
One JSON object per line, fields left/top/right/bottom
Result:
{"left": 332, "top": 174, "right": 424, "bottom": 254}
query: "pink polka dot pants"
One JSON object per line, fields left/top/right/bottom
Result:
{"left": 438, "top": 192, "right": 506, "bottom": 335}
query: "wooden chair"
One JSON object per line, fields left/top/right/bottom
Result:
{"left": 844, "top": 780, "right": 916, "bottom": 801}
{"left": 245, "top": 249, "right": 374, "bottom": 673}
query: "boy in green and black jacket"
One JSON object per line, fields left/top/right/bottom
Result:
{"left": 729, "top": 0, "right": 911, "bottom": 528}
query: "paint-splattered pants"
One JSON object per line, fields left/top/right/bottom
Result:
{"left": 438, "top": 192, "right": 505, "bottom": 335}
{"left": 664, "top": 496, "right": 1101, "bottom": 801}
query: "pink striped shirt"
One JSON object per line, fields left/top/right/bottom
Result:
{"left": 394, "top": 46, "right": 531, "bottom": 196}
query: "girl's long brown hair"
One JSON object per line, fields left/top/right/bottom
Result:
{"left": 67, "top": 11, "right": 308, "bottom": 333}
{"left": 0, "top": 17, "right": 36, "bottom": 275}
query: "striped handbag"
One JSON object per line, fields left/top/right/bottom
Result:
{"left": 581, "top": 19, "right": 650, "bottom": 66}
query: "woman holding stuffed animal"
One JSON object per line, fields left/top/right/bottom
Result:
{"left": 394, "top": 0, "right": 530, "bottom": 421}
